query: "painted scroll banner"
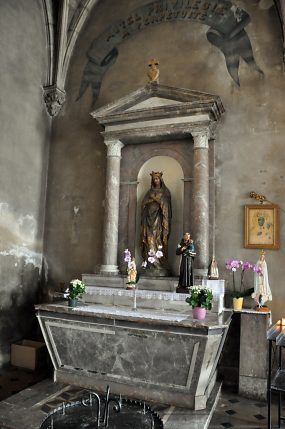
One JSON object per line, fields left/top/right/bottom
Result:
{"left": 77, "top": 0, "right": 263, "bottom": 106}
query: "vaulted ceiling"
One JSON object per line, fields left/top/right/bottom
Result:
{"left": 41, "top": 0, "right": 285, "bottom": 117}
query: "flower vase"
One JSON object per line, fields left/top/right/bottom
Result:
{"left": 68, "top": 298, "right": 77, "bottom": 308}
{"left": 192, "top": 307, "right": 206, "bottom": 320}
{"left": 233, "top": 297, "right": 243, "bottom": 311}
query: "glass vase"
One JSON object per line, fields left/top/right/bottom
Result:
{"left": 68, "top": 298, "right": 77, "bottom": 308}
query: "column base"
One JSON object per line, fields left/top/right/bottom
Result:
{"left": 100, "top": 265, "right": 119, "bottom": 275}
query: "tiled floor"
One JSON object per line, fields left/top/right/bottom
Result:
{"left": 0, "top": 367, "right": 280, "bottom": 428}
{"left": 209, "top": 389, "right": 269, "bottom": 428}
{"left": 0, "top": 365, "right": 51, "bottom": 402}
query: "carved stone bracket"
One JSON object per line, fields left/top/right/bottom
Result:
{"left": 43, "top": 85, "right": 66, "bottom": 117}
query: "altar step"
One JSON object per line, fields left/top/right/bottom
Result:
{"left": 83, "top": 286, "right": 188, "bottom": 312}
{"left": 82, "top": 274, "right": 225, "bottom": 314}
{"left": 82, "top": 273, "right": 178, "bottom": 292}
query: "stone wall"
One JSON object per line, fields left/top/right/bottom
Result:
{"left": 45, "top": 1, "right": 285, "bottom": 320}
{"left": 0, "top": 1, "right": 50, "bottom": 365}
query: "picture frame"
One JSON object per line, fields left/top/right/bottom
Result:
{"left": 244, "top": 204, "right": 279, "bottom": 249}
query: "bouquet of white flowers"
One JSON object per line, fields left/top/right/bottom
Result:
{"left": 64, "top": 279, "right": 85, "bottom": 299}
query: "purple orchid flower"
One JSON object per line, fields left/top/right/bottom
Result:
{"left": 225, "top": 258, "right": 262, "bottom": 294}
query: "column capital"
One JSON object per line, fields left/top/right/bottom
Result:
{"left": 192, "top": 130, "right": 210, "bottom": 149}
{"left": 105, "top": 139, "right": 124, "bottom": 157}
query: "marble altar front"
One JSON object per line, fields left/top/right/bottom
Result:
{"left": 36, "top": 301, "right": 231, "bottom": 411}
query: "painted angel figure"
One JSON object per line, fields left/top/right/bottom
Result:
{"left": 251, "top": 250, "right": 272, "bottom": 307}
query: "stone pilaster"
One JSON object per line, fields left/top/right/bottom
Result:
{"left": 100, "top": 139, "right": 124, "bottom": 275}
{"left": 192, "top": 130, "right": 210, "bottom": 275}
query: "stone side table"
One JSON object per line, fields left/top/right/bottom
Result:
{"left": 221, "top": 308, "right": 271, "bottom": 400}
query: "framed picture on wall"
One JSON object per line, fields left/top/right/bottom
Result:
{"left": 244, "top": 204, "right": 279, "bottom": 249}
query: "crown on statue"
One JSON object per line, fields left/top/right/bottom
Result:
{"left": 260, "top": 249, "right": 265, "bottom": 256}
{"left": 150, "top": 171, "right": 163, "bottom": 179}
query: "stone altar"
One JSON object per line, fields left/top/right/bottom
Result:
{"left": 36, "top": 301, "right": 230, "bottom": 411}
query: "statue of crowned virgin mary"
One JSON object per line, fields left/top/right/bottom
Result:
{"left": 140, "top": 171, "right": 172, "bottom": 276}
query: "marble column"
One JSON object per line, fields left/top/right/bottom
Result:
{"left": 192, "top": 130, "right": 210, "bottom": 274}
{"left": 100, "top": 139, "right": 124, "bottom": 275}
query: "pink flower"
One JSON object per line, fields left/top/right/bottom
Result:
{"left": 128, "top": 260, "right": 136, "bottom": 269}
{"left": 253, "top": 264, "right": 263, "bottom": 275}
{"left": 241, "top": 262, "right": 252, "bottom": 271}
{"left": 141, "top": 261, "right": 147, "bottom": 268}
{"left": 155, "top": 250, "right": 163, "bottom": 258}
{"left": 148, "top": 249, "right": 156, "bottom": 257}
{"left": 148, "top": 256, "right": 155, "bottom": 264}
{"left": 124, "top": 249, "right": 131, "bottom": 262}
{"left": 225, "top": 259, "right": 242, "bottom": 271}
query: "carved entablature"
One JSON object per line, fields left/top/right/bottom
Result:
{"left": 91, "top": 82, "right": 225, "bottom": 145}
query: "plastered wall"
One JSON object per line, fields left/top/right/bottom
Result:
{"left": 0, "top": 1, "right": 50, "bottom": 365}
{"left": 45, "top": 0, "right": 285, "bottom": 321}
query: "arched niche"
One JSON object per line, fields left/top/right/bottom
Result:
{"left": 136, "top": 156, "right": 184, "bottom": 276}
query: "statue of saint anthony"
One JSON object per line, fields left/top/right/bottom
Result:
{"left": 176, "top": 232, "right": 196, "bottom": 290}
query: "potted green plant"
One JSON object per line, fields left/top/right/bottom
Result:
{"left": 225, "top": 259, "right": 261, "bottom": 310}
{"left": 65, "top": 279, "right": 85, "bottom": 307}
{"left": 185, "top": 286, "right": 213, "bottom": 320}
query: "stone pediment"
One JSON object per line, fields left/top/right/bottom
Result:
{"left": 91, "top": 83, "right": 224, "bottom": 125}
{"left": 126, "top": 96, "right": 183, "bottom": 111}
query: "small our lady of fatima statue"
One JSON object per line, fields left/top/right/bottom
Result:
{"left": 208, "top": 256, "right": 219, "bottom": 280}
{"left": 251, "top": 249, "right": 272, "bottom": 311}
{"left": 147, "top": 58, "right": 160, "bottom": 83}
